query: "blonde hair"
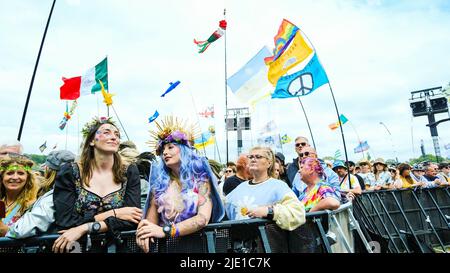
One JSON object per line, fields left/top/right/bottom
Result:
{"left": 0, "top": 156, "right": 38, "bottom": 215}
{"left": 249, "top": 146, "right": 276, "bottom": 178}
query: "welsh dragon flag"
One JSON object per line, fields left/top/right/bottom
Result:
{"left": 60, "top": 57, "right": 108, "bottom": 100}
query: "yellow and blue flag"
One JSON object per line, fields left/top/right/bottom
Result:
{"left": 271, "top": 54, "right": 328, "bottom": 98}
{"left": 194, "top": 131, "right": 215, "bottom": 149}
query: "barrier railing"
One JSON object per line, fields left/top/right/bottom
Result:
{"left": 0, "top": 202, "right": 357, "bottom": 253}
{"left": 353, "top": 186, "right": 450, "bottom": 253}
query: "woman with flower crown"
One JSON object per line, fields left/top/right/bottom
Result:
{"left": 135, "top": 116, "right": 224, "bottom": 253}
{"left": 0, "top": 154, "right": 38, "bottom": 237}
{"left": 52, "top": 117, "right": 142, "bottom": 253}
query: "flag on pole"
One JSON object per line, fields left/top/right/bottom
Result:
{"left": 257, "top": 134, "right": 282, "bottom": 149}
{"left": 198, "top": 106, "right": 215, "bottom": 118}
{"left": 194, "top": 131, "right": 215, "bottom": 149}
{"left": 194, "top": 20, "right": 227, "bottom": 53}
{"left": 266, "top": 23, "right": 314, "bottom": 86}
{"left": 329, "top": 114, "right": 349, "bottom": 130}
{"left": 334, "top": 149, "right": 342, "bottom": 159}
{"left": 264, "top": 19, "right": 299, "bottom": 65}
{"left": 39, "top": 141, "right": 47, "bottom": 153}
{"left": 99, "top": 79, "right": 114, "bottom": 106}
{"left": 59, "top": 100, "right": 78, "bottom": 130}
{"left": 354, "top": 141, "right": 370, "bottom": 153}
{"left": 227, "top": 46, "right": 272, "bottom": 103}
{"left": 271, "top": 53, "right": 329, "bottom": 98}
{"left": 60, "top": 57, "right": 108, "bottom": 100}
{"left": 280, "top": 134, "right": 292, "bottom": 144}
{"left": 259, "top": 120, "right": 278, "bottom": 137}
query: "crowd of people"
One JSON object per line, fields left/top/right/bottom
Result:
{"left": 1, "top": 117, "right": 449, "bottom": 253}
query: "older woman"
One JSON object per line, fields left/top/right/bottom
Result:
{"left": 0, "top": 154, "right": 38, "bottom": 237}
{"left": 225, "top": 146, "right": 305, "bottom": 231}
{"left": 135, "top": 117, "right": 224, "bottom": 253}
{"left": 52, "top": 117, "right": 142, "bottom": 253}
{"left": 295, "top": 158, "right": 340, "bottom": 212}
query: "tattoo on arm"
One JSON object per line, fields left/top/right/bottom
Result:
{"left": 198, "top": 182, "right": 211, "bottom": 207}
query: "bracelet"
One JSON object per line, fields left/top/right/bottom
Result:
{"left": 175, "top": 225, "right": 180, "bottom": 238}
{"left": 170, "top": 224, "right": 176, "bottom": 238}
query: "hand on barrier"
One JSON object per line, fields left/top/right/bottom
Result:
{"left": 52, "top": 225, "right": 86, "bottom": 253}
{"left": 246, "top": 206, "right": 269, "bottom": 219}
{"left": 346, "top": 192, "right": 356, "bottom": 201}
{"left": 136, "top": 219, "right": 159, "bottom": 253}
{"left": 115, "top": 207, "right": 143, "bottom": 224}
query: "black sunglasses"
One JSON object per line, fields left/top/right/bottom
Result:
{"left": 299, "top": 152, "right": 310, "bottom": 157}
{"left": 225, "top": 169, "right": 234, "bottom": 173}
{"left": 295, "top": 142, "right": 307, "bottom": 148}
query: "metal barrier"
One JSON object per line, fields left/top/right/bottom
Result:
{"left": 353, "top": 186, "right": 450, "bottom": 253}
{"left": 0, "top": 202, "right": 358, "bottom": 253}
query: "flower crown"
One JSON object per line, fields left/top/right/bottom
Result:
{"left": 81, "top": 116, "right": 117, "bottom": 139}
{"left": 147, "top": 116, "right": 200, "bottom": 155}
{"left": 0, "top": 154, "right": 34, "bottom": 172}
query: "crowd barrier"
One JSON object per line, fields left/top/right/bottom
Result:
{"left": 0, "top": 202, "right": 359, "bottom": 253}
{"left": 353, "top": 186, "right": 450, "bottom": 253}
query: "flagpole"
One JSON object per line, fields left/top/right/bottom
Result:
{"left": 17, "top": 0, "right": 56, "bottom": 141}
{"left": 278, "top": 134, "right": 285, "bottom": 154}
{"left": 111, "top": 105, "right": 130, "bottom": 141}
{"left": 188, "top": 90, "right": 208, "bottom": 157}
{"left": 348, "top": 121, "right": 365, "bottom": 159}
{"left": 224, "top": 8, "right": 229, "bottom": 163}
{"left": 297, "top": 97, "right": 317, "bottom": 151}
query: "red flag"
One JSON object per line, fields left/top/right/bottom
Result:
{"left": 60, "top": 76, "right": 81, "bottom": 100}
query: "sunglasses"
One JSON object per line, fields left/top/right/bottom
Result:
{"left": 299, "top": 152, "right": 312, "bottom": 157}
{"left": 247, "top": 154, "right": 267, "bottom": 160}
{"left": 225, "top": 169, "right": 234, "bottom": 173}
{"left": 295, "top": 142, "right": 308, "bottom": 148}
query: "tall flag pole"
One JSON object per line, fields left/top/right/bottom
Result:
{"left": 224, "top": 8, "right": 229, "bottom": 163}
{"left": 266, "top": 19, "right": 351, "bottom": 186}
{"left": 297, "top": 97, "right": 317, "bottom": 151}
{"left": 18, "top": 0, "right": 56, "bottom": 141}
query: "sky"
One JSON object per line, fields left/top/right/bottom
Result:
{"left": 1, "top": 0, "right": 450, "bottom": 164}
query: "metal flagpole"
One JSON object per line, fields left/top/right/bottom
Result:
{"left": 111, "top": 105, "right": 130, "bottom": 141}
{"left": 18, "top": 0, "right": 56, "bottom": 141}
{"left": 297, "top": 97, "right": 317, "bottom": 151}
{"left": 348, "top": 121, "right": 365, "bottom": 159}
{"left": 224, "top": 8, "right": 229, "bottom": 163}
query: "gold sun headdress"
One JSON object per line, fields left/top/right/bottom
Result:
{"left": 148, "top": 116, "right": 200, "bottom": 155}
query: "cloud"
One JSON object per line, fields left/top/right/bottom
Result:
{"left": 1, "top": 0, "right": 449, "bottom": 163}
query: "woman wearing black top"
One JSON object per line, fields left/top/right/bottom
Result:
{"left": 52, "top": 117, "right": 142, "bottom": 253}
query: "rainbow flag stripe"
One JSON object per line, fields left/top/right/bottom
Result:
{"left": 264, "top": 19, "right": 299, "bottom": 65}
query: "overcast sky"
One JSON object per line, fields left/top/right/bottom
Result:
{"left": 1, "top": 0, "right": 450, "bottom": 164}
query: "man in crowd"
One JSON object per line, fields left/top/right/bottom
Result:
{"left": 332, "top": 161, "right": 362, "bottom": 201}
{"left": 0, "top": 140, "right": 23, "bottom": 158}
{"left": 347, "top": 160, "right": 365, "bottom": 190}
{"left": 223, "top": 154, "right": 251, "bottom": 195}
{"left": 286, "top": 136, "right": 310, "bottom": 185}
{"left": 357, "top": 160, "right": 376, "bottom": 190}
{"left": 437, "top": 162, "right": 450, "bottom": 184}
{"left": 423, "top": 163, "right": 447, "bottom": 187}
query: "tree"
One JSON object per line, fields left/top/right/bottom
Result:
{"left": 25, "top": 154, "right": 47, "bottom": 166}
{"left": 408, "top": 154, "right": 447, "bottom": 165}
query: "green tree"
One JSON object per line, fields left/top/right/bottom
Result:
{"left": 408, "top": 154, "right": 447, "bottom": 165}
{"left": 25, "top": 154, "right": 47, "bottom": 166}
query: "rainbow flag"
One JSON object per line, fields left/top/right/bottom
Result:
{"left": 264, "top": 19, "right": 299, "bottom": 65}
